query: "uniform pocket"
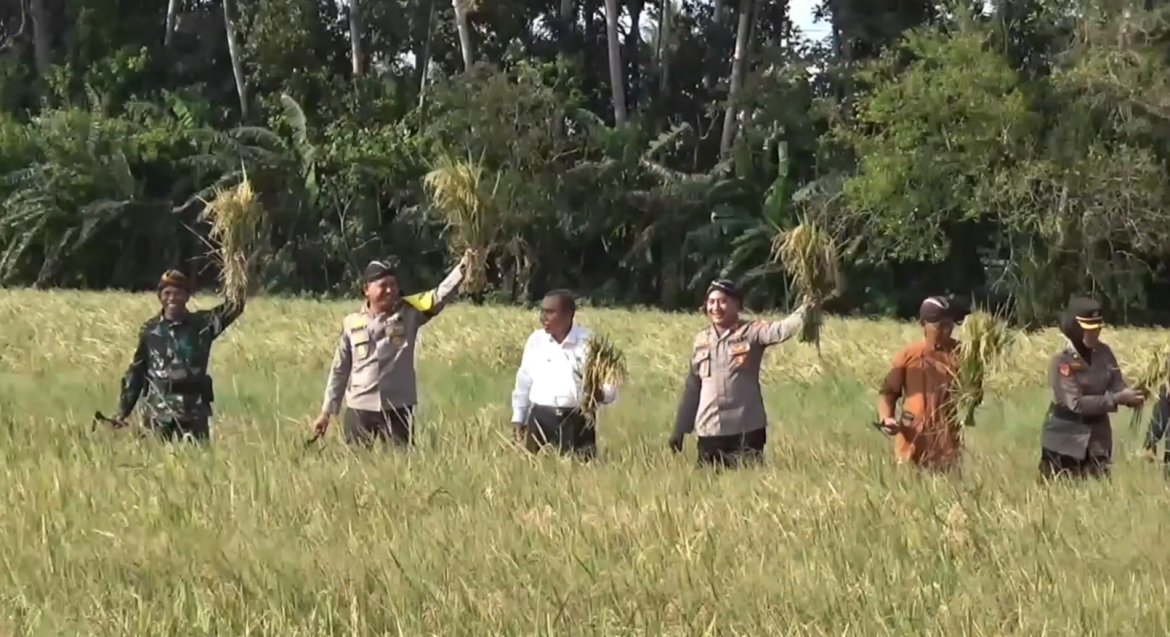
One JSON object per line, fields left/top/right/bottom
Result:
{"left": 351, "top": 329, "right": 372, "bottom": 359}
{"left": 693, "top": 349, "right": 711, "bottom": 377}
{"left": 730, "top": 341, "right": 750, "bottom": 369}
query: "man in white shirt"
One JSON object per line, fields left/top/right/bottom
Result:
{"left": 510, "top": 290, "right": 618, "bottom": 459}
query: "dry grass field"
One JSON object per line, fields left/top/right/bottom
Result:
{"left": 3, "top": 289, "right": 1170, "bottom": 636}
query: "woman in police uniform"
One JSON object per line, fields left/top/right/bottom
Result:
{"left": 1038, "top": 297, "right": 1146, "bottom": 479}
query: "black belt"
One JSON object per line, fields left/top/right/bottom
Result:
{"left": 532, "top": 405, "right": 581, "bottom": 418}
{"left": 1047, "top": 403, "right": 1107, "bottom": 424}
{"left": 150, "top": 376, "right": 213, "bottom": 397}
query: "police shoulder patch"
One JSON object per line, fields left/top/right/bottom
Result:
{"left": 1058, "top": 363, "right": 1071, "bottom": 377}
{"left": 344, "top": 313, "right": 368, "bottom": 331}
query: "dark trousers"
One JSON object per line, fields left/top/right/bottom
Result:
{"left": 697, "top": 428, "right": 767, "bottom": 468}
{"left": 146, "top": 417, "right": 210, "bottom": 443}
{"left": 344, "top": 406, "right": 414, "bottom": 448}
{"left": 1039, "top": 447, "right": 1110, "bottom": 480}
{"left": 526, "top": 405, "right": 596, "bottom": 459}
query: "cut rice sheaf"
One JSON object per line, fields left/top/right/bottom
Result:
{"left": 198, "top": 174, "right": 267, "bottom": 307}
{"left": 423, "top": 154, "right": 500, "bottom": 294}
{"left": 772, "top": 218, "right": 842, "bottom": 353}
{"left": 579, "top": 334, "right": 627, "bottom": 428}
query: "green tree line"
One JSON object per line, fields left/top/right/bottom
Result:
{"left": 3, "top": 0, "right": 1170, "bottom": 325}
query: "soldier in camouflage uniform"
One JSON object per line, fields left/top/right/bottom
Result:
{"left": 114, "top": 270, "right": 245, "bottom": 442}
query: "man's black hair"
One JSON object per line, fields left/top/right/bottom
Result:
{"left": 543, "top": 289, "right": 577, "bottom": 314}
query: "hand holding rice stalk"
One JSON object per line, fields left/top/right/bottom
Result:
{"left": 950, "top": 309, "right": 1014, "bottom": 428}
{"left": 1125, "top": 344, "right": 1170, "bottom": 430}
{"left": 579, "top": 334, "right": 627, "bottom": 429}
{"left": 772, "top": 217, "right": 842, "bottom": 353}
{"left": 423, "top": 154, "right": 501, "bottom": 294}
{"left": 198, "top": 173, "right": 267, "bottom": 307}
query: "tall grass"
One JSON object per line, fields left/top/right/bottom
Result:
{"left": 2, "top": 289, "right": 1170, "bottom": 635}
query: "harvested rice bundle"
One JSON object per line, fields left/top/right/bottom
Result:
{"left": 423, "top": 154, "right": 500, "bottom": 294}
{"left": 1126, "top": 343, "right": 1170, "bottom": 430}
{"left": 772, "top": 218, "right": 841, "bottom": 351}
{"left": 950, "top": 309, "right": 1014, "bottom": 428}
{"left": 579, "top": 334, "right": 627, "bottom": 428}
{"left": 198, "top": 175, "right": 266, "bottom": 307}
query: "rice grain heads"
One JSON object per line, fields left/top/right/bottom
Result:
{"left": 772, "top": 218, "right": 841, "bottom": 350}
{"left": 199, "top": 176, "right": 267, "bottom": 307}
{"left": 1126, "top": 343, "right": 1170, "bottom": 430}
{"left": 951, "top": 310, "right": 1014, "bottom": 428}
{"left": 579, "top": 334, "right": 627, "bottom": 428}
{"left": 423, "top": 155, "right": 500, "bottom": 294}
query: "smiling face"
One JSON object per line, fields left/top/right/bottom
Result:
{"left": 364, "top": 275, "right": 400, "bottom": 314}
{"left": 159, "top": 286, "right": 190, "bottom": 320}
{"left": 705, "top": 290, "right": 740, "bottom": 329}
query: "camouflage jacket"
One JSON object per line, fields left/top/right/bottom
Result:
{"left": 118, "top": 299, "right": 245, "bottom": 422}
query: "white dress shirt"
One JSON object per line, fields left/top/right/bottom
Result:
{"left": 510, "top": 324, "right": 619, "bottom": 424}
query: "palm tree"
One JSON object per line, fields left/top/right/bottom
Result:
{"left": 453, "top": 0, "right": 475, "bottom": 71}
{"left": 604, "top": 0, "right": 627, "bottom": 125}
{"left": 719, "top": 0, "right": 752, "bottom": 157}
{"left": 222, "top": 0, "right": 248, "bottom": 118}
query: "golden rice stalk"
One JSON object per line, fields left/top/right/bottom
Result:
{"left": 771, "top": 218, "right": 841, "bottom": 351}
{"left": 423, "top": 154, "right": 499, "bottom": 293}
{"left": 1126, "top": 343, "right": 1170, "bottom": 430}
{"left": 579, "top": 334, "right": 627, "bottom": 428}
{"left": 198, "top": 175, "right": 266, "bottom": 307}
{"left": 950, "top": 309, "right": 1014, "bottom": 428}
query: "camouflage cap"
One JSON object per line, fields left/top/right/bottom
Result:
{"left": 158, "top": 270, "right": 192, "bottom": 292}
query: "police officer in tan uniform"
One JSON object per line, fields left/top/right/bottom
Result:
{"left": 669, "top": 279, "right": 808, "bottom": 467}
{"left": 1038, "top": 297, "right": 1145, "bottom": 479}
{"left": 312, "top": 250, "right": 472, "bottom": 447}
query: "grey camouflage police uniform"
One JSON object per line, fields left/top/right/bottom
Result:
{"left": 1040, "top": 340, "right": 1127, "bottom": 462}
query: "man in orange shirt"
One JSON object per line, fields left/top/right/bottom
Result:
{"left": 877, "top": 296, "right": 968, "bottom": 472}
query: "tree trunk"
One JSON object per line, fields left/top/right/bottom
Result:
{"left": 625, "top": 0, "right": 643, "bottom": 110}
{"left": 414, "top": 0, "right": 436, "bottom": 108}
{"left": 349, "top": 0, "right": 364, "bottom": 76}
{"left": 165, "top": 0, "right": 179, "bottom": 47}
{"left": 719, "top": 0, "right": 752, "bottom": 158}
{"left": 29, "top": 0, "right": 49, "bottom": 76}
{"left": 559, "top": 0, "right": 575, "bottom": 42}
{"left": 604, "top": 0, "right": 627, "bottom": 125}
{"left": 658, "top": 0, "right": 670, "bottom": 93}
{"left": 703, "top": 0, "right": 724, "bottom": 90}
{"left": 453, "top": 0, "right": 474, "bottom": 71}
{"left": 222, "top": 0, "right": 249, "bottom": 119}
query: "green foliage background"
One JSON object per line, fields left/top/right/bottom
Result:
{"left": 4, "top": 0, "right": 1170, "bottom": 324}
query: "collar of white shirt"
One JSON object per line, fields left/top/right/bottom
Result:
{"left": 543, "top": 323, "right": 588, "bottom": 346}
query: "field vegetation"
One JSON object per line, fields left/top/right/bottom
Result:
{"left": 3, "top": 290, "right": 1170, "bottom": 635}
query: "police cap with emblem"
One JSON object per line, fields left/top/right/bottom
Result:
{"left": 363, "top": 260, "right": 396, "bottom": 284}
{"left": 706, "top": 279, "right": 744, "bottom": 303}
{"left": 1067, "top": 296, "right": 1104, "bottom": 331}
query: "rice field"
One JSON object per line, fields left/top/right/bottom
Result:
{"left": 3, "top": 289, "right": 1170, "bottom": 636}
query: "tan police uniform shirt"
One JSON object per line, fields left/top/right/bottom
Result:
{"left": 674, "top": 308, "right": 805, "bottom": 438}
{"left": 321, "top": 262, "right": 465, "bottom": 414}
{"left": 1040, "top": 340, "right": 1126, "bottom": 459}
